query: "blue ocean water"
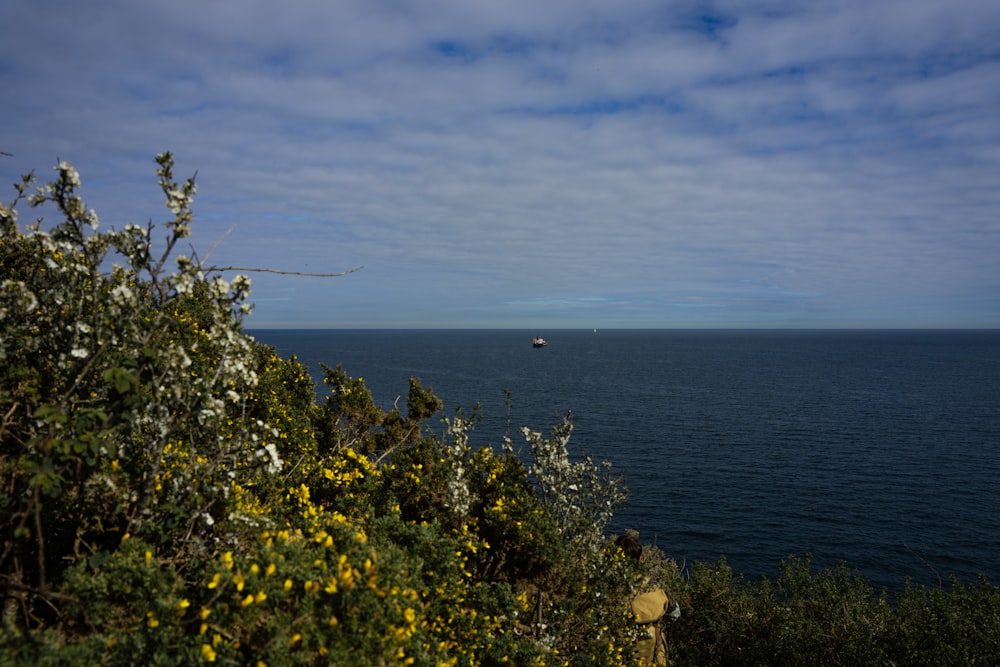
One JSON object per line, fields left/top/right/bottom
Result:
{"left": 252, "top": 329, "right": 1000, "bottom": 591}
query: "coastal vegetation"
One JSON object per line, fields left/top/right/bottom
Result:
{"left": 2, "top": 156, "right": 998, "bottom": 665}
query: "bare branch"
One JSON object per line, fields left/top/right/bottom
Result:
{"left": 196, "top": 226, "right": 363, "bottom": 277}
{"left": 204, "top": 265, "right": 364, "bottom": 277}
{"left": 201, "top": 224, "right": 236, "bottom": 265}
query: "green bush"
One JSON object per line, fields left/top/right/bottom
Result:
{"left": 666, "top": 554, "right": 1000, "bottom": 667}
{"left": 1, "top": 155, "right": 639, "bottom": 665}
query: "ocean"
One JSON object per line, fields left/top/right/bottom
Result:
{"left": 251, "top": 329, "right": 1000, "bottom": 591}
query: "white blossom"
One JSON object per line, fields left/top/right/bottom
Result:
{"left": 262, "top": 443, "right": 283, "bottom": 474}
{"left": 110, "top": 284, "right": 133, "bottom": 305}
{"left": 55, "top": 161, "right": 81, "bottom": 188}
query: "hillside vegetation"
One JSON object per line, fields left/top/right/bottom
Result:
{"left": 2, "top": 156, "right": 997, "bottom": 666}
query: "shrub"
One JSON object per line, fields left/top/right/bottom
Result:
{"left": 0, "top": 155, "right": 638, "bottom": 666}
{"left": 1, "top": 155, "right": 270, "bottom": 623}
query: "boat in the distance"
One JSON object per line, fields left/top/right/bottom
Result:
{"left": 532, "top": 336, "right": 548, "bottom": 348}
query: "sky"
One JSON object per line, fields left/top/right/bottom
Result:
{"left": 2, "top": 0, "right": 999, "bottom": 329}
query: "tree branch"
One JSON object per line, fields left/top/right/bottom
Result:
{"left": 204, "top": 265, "right": 364, "bottom": 277}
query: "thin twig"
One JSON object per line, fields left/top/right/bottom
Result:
{"left": 204, "top": 265, "right": 364, "bottom": 277}
{"left": 201, "top": 225, "right": 236, "bottom": 265}
{"left": 903, "top": 543, "right": 944, "bottom": 588}
{"left": 0, "top": 580, "right": 75, "bottom": 603}
{"left": 33, "top": 486, "right": 46, "bottom": 591}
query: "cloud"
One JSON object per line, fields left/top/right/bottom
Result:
{"left": 2, "top": 0, "right": 999, "bottom": 328}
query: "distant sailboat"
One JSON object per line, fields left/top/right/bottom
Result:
{"left": 532, "top": 336, "right": 548, "bottom": 348}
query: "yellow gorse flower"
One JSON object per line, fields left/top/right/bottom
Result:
{"left": 201, "top": 644, "right": 217, "bottom": 662}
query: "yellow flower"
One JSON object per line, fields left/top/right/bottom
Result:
{"left": 240, "top": 594, "right": 254, "bottom": 607}
{"left": 146, "top": 611, "right": 159, "bottom": 628}
{"left": 176, "top": 599, "right": 190, "bottom": 616}
{"left": 201, "top": 644, "right": 217, "bottom": 662}
{"left": 265, "top": 563, "right": 276, "bottom": 577}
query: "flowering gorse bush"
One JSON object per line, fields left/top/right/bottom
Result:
{"left": 0, "top": 156, "right": 642, "bottom": 666}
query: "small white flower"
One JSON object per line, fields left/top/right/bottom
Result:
{"left": 56, "top": 161, "right": 81, "bottom": 188}
{"left": 231, "top": 274, "right": 251, "bottom": 292}
{"left": 110, "top": 284, "right": 133, "bottom": 304}
{"left": 262, "top": 443, "right": 283, "bottom": 474}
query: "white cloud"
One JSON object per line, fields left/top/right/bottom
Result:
{"left": 2, "top": 0, "right": 998, "bottom": 328}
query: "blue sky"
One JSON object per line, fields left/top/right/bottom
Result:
{"left": 3, "top": 0, "right": 999, "bottom": 328}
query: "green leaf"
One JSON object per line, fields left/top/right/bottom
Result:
{"left": 32, "top": 404, "right": 67, "bottom": 424}
{"left": 102, "top": 366, "right": 135, "bottom": 394}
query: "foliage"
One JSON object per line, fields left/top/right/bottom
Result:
{"left": 667, "top": 555, "right": 1000, "bottom": 667}
{"left": 3, "top": 156, "right": 999, "bottom": 666}
{"left": 0, "top": 156, "right": 637, "bottom": 665}
{"left": 516, "top": 415, "right": 626, "bottom": 553}
{"left": 1, "top": 155, "right": 268, "bottom": 617}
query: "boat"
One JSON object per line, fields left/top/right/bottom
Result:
{"left": 532, "top": 336, "right": 548, "bottom": 348}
